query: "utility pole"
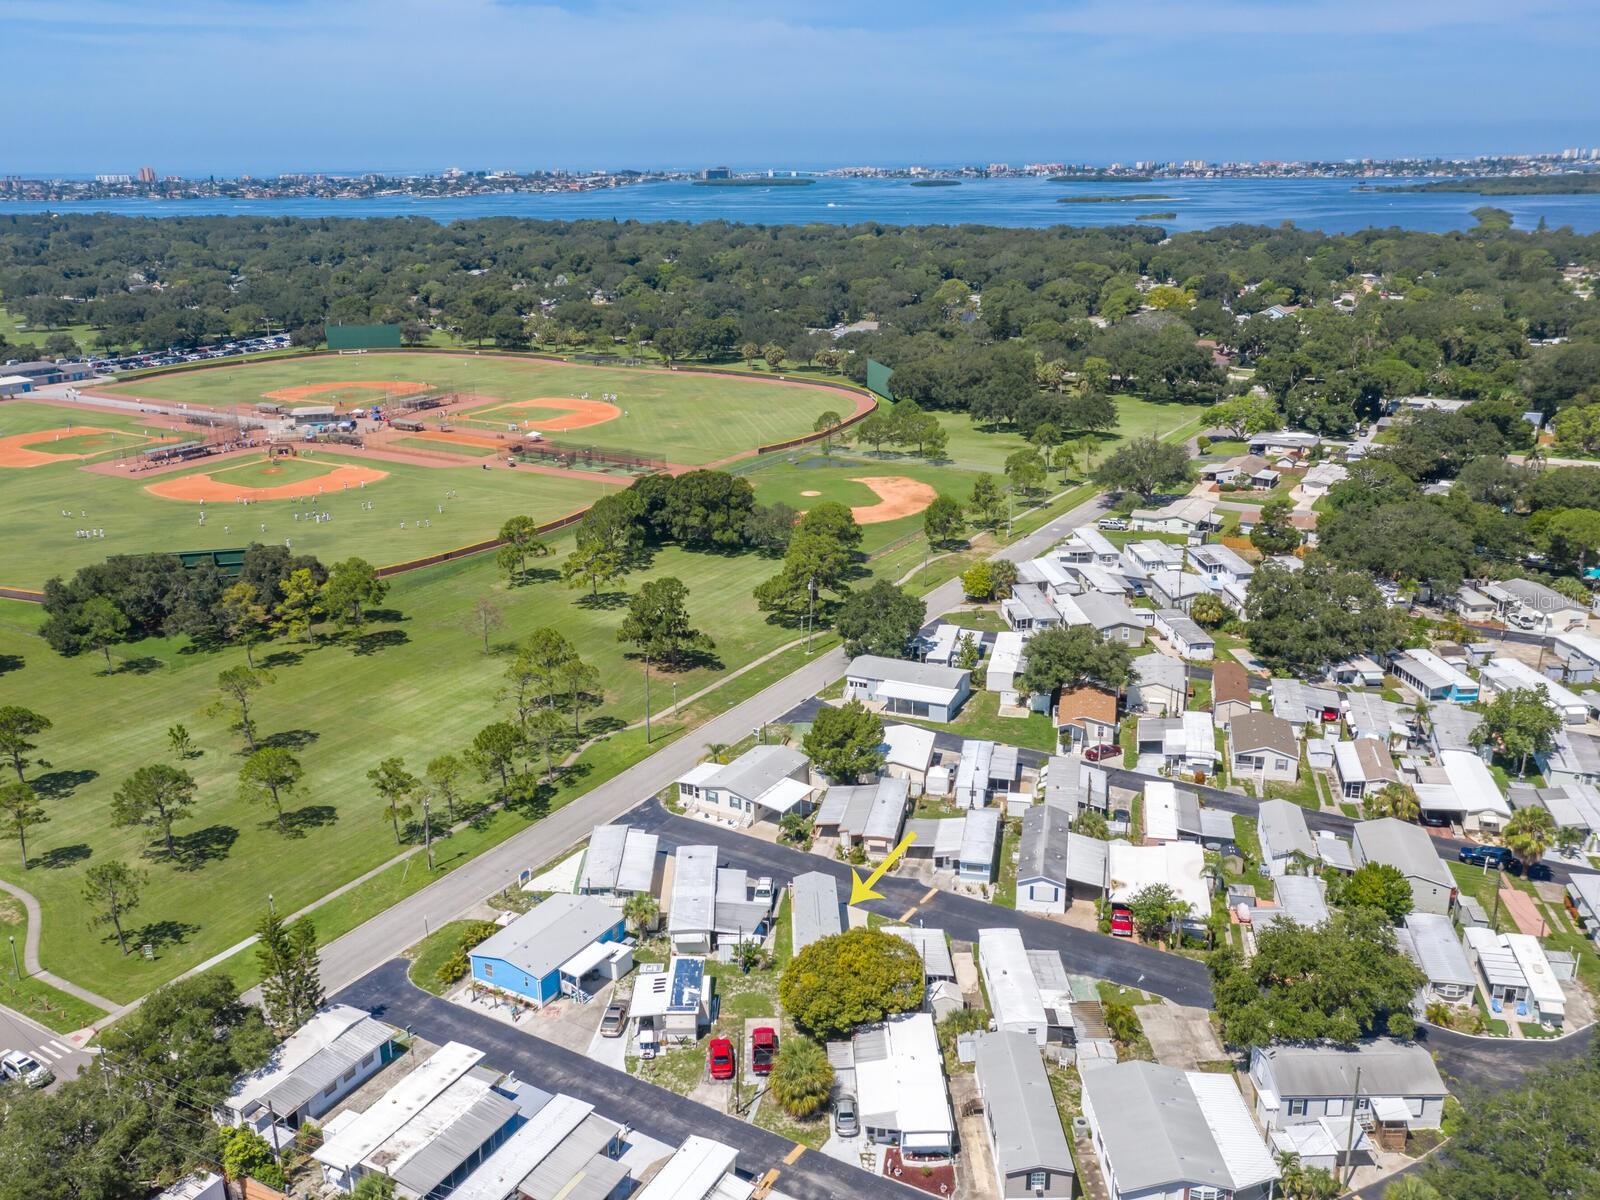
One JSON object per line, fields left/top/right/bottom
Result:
{"left": 421, "top": 794, "right": 434, "bottom": 871}
{"left": 1342, "top": 1066, "right": 1363, "bottom": 1189}
{"left": 643, "top": 657, "right": 652, "bottom": 743}
{"left": 806, "top": 575, "right": 818, "bottom": 655}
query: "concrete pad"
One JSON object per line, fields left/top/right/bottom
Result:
{"left": 1499, "top": 887, "right": 1548, "bottom": 937}
{"left": 1137, "top": 1002, "right": 1226, "bottom": 1070}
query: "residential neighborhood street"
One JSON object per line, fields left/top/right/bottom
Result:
{"left": 333, "top": 959, "right": 914, "bottom": 1200}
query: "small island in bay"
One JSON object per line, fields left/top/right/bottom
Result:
{"left": 692, "top": 177, "right": 815, "bottom": 187}
{"left": 1057, "top": 193, "right": 1176, "bottom": 203}
{"left": 1370, "top": 174, "right": 1600, "bottom": 195}
{"left": 1136, "top": 211, "right": 1178, "bottom": 220}
{"left": 909, "top": 179, "right": 961, "bottom": 187}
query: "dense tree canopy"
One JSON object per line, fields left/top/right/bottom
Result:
{"left": 1244, "top": 563, "right": 1409, "bottom": 676}
{"left": 1208, "top": 908, "right": 1425, "bottom": 1048}
{"left": 779, "top": 928, "right": 924, "bottom": 1039}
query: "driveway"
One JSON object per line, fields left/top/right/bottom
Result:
{"left": 1136, "top": 1003, "right": 1226, "bottom": 1070}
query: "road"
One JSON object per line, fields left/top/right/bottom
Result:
{"left": 0, "top": 1005, "right": 92, "bottom": 1087}
{"left": 334, "top": 960, "right": 913, "bottom": 1200}
{"left": 628, "top": 797, "right": 1213, "bottom": 1006}
{"left": 311, "top": 490, "right": 1114, "bottom": 996}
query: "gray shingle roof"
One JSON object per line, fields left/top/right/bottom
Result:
{"left": 1230, "top": 710, "right": 1298, "bottom": 757}
{"left": 974, "top": 1032, "right": 1074, "bottom": 1179}
{"left": 1354, "top": 818, "right": 1450, "bottom": 888}
{"left": 847, "top": 654, "right": 969, "bottom": 691}
{"left": 1018, "top": 803, "right": 1071, "bottom": 885}
{"left": 1255, "top": 1040, "right": 1447, "bottom": 1099}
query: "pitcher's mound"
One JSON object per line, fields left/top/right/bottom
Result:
{"left": 800, "top": 489, "right": 822, "bottom": 497}
{"left": 850, "top": 476, "right": 937, "bottom": 524}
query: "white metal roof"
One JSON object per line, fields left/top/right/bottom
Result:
{"left": 631, "top": 1135, "right": 739, "bottom": 1200}
{"left": 959, "top": 807, "right": 1000, "bottom": 866}
{"left": 1186, "top": 1070, "right": 1280, "bottom": 1190}
{"left": 1107, "top": 842, "right": 1209, "bottom": 916}
{"left": 227, "top": 1003, "right": 389, "bottom": 1117}
{"left": 1398, "top": 648, "right": 1475, "bottom": 694}
{"left": 1403, "top": 913, "right": 1475, "bottom": 987}
{"left": 669, "top": 845, "right": 718, "bottom": 934}
{"left": 882, "top": 723, "right": 937, "bottom": 772}
{"left": 1144, "top": 781, "right": 1179, "bottom": 842}
{"left": 1504, "top": 933, "right": 1565, "bottom": 1014}
{"left": 1482, "top": 656, "right": 1588, "bottom": 718}
{"left": 980, "top": 928, "right": 1047, "bottom": 1035}
{"left": 314, "top": 1042, "right": 483, "bottom": 1173}
{"left": 853, "top": 1013, "right": 953, "bottom": 1140}
{"left": 470, "top": 894, "right": 621, "bottom": 980}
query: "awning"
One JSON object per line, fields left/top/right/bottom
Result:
{"left": 752, "top": 777, "right": 814, "bottom": 815}
{"left": 901, "top": 1132, "right": 952, "bottom": 1152}
{"left": 559, "top": 940, "right": 624, "bottom": 980}
{"left": 1370, "top": 1095, "right": 1412, "bottom": 1123}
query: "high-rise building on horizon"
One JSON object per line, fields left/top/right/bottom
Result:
{"left": 137, "top": 165, "right": 156, "bottom": 183}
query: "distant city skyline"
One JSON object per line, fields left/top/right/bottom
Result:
{"left": 6, "top": 0, "right": 1599, "bottom": 174}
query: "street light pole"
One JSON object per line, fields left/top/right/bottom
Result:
{"left": 8, "top": 935, "right": 18, "bottom": 979}
{"left": 644, "top": 659, "right": 652, "bottom": 744}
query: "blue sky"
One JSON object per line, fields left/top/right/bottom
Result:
{"left": 6, "top": 0, "right": 1599, "bottom": 173}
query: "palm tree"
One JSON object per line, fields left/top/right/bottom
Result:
{"left": 623, "top": 892, "right": 659, "bottom": 936}
{"left": 1502, "top": 806, "right": 1557, "bottom": 871}
{"left": 1384, "top": 1177, "right": 1442, "bottom": 1200}
{"left": 1362, "top": 780, "right": 1420, "bottom": 822}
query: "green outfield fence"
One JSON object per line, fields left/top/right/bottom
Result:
{"left": 327, "top": 323, "right": 402, "bottom": 351}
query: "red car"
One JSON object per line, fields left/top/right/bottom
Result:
{"left": 751, "top": 1027, "right": 778, "bottom": 1075}
{"left": 1083, "top": 743, "right": 1119, "bottom": 762}
{"left": 1110, "top": 907, "right": 1134, "bottom": 937}
{"left": 708, "top": 1037, "right": 736, "bottom": 1081}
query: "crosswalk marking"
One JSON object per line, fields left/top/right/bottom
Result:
{"left": 35, "top": 1040, "right": 71, "bottom": 1061}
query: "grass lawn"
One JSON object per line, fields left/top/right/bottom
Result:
{"left": 1449, "top": 860, "right": 1600, "bottom": 996}
{"left": 993, "top": 819, "right": 1022, "bottom": 908}
{"left": 1264, "top": 753, "right": 1323, "bottom": 811}
{"left": 0, "top": 520, "right": 851, "bottom": 1001}
{"left": 100, "top": 351, "right": 859, "bottom": 468}
{"left": 937, "top": 608, "right": 1006, "bottom": 633}
{"left": 753, "top": 1096, "right": 831, "bottom": 1150}
{"left": 0, "top": 305, "right": 98, "bottom": 350}
{"left": 1098, "top": 981, "right": 1158, "bottom": 1006}
{"left": 1226, "top": 816, "right": 1275, "bottom": 902}
{"left": 741, "top": 452, "right": 980, "bottom": 554}
{"left": 893, "top": 690, "right": 1057, "bottom": 754}
{"left": 405, "top": 919, "right": 479, "bottom": 996}
{"left": 0, "top": 894, "right": 107, "bottom": 1033}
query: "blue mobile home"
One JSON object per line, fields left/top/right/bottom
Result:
{"left": 468, "top": 894, "right": 626, "bottom": 1005}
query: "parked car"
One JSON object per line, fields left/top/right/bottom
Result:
{"left": 833, "top": 1092, "right": 860, "bottom": 1138}
{"left": 599, "top": 1000, "right": 628, "bottom": 1038}
{"left": 1097, "top": 517, "right": 1129, "bottom": 531}
{"left": 1110, "top": 907, "right": 1134, "bottom": 937}
{"left": 1503, "top": 859, "right": 1553, "bottom": 881}
{"left": 1083, "top": 743, "right": 1119, "bottom": 762}
{"left": 751, "top": 1027, "right": 777, "bottom": 1074}
{"left": 1459, "top": 845, "right": 1515, "bottom": 869}
{"left": 1, "top": 1050, "right": 52, "bottom": 1089}
{"left": 708, "top": 1037, "right": 736, "bottom": 1081}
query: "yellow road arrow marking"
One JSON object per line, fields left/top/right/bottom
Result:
{"left": 849, "top": 831, "right": 917, "bottom": 906}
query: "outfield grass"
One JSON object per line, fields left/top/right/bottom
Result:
{"left": 98, "top": 352, "right": 860, "bottom": 468}
{"left": 922, "top": 396, "right": 1202, "bottom": 475}
{"left": 743, "top": 453, "right": 981, "bottom": 552}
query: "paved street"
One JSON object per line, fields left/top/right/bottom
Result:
{"left": 629, "top": 797, "right": 1214, "bottom": 1006}
{"left": 312, "top": 488, "right": 1113, "bottom": 996}
{"left": 0, "top": 1005, "right": 92, "bottom": 1087}
{"left": 334, "top": 960, "right": 913, "bottom": 1200}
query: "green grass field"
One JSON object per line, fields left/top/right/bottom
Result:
{"left": 99, "top": 352, "right": 860, "bottom": 468}
{"left": 0, "top": 518, "right": 851, "bottom": 1000}
{"left": 743, "top": 454, "right": 982, "bottom": 552}
{"left": 0, "top": 305, "right": 98, "bottom": 352}
{"left": 0, "top": 401, "right": 615, "bottom": 586}
{"left": 30, "top": 431, "right": 150, "bottom": 457}
{"left": 0, "top": 387, "right": 1206, "bottom": 1003}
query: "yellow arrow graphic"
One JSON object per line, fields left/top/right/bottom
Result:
{"left": 848, "top": 831, "right": 917, "bottom": 906}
